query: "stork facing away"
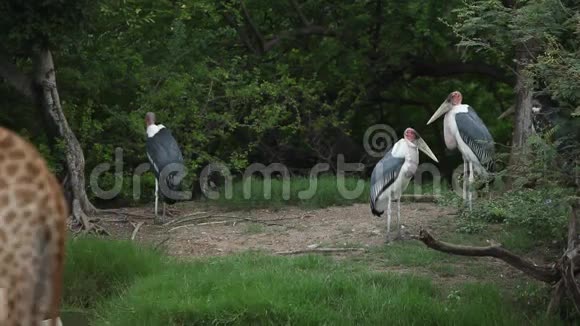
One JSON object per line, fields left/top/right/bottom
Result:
{"left": 427, "top": 91, "right": 495, "bottom": 211}
{"left": 370, "top": 128, "right": 438, "bottom": 242}
{"left": 145, "top": 112, "right": 185, "bottom": 224}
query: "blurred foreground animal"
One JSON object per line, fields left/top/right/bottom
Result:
{"left": 0, "top": 127, "right": 66, "bottom": 326}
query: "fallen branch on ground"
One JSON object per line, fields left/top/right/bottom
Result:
{"left": 275, "top": 248, "right": 366, "bottom": 255}
{"left": 399, "top": 194, "right": 441, "bottom": 202}
{"left": 415, "top": 229, "right": 559, "bottom": 283}
{"left": 130, "top": 221, "right": 144, "bottom": 241}
{"left": 168, "top": 220, "right": 231, "bottom": 232}
{"left": 416, "top": 197, "right": 580, "bottom": 316}
{"left": 154, "top": 236, "right": 171, "bottom": 251}
{"left": 98, "top": 208, "right": 154, "bottom": 219}
{"left": 163, "top": 212, "right": 209, "bottom": 226}
{"left": 211, "top": 215, "right": 284, "bottom": 227}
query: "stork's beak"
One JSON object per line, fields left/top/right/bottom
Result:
{"left": 427, "top": 100, "right": 451, "bottom": 125}
{"left": 417, "top": 138, "right": 438, "bottom": 163}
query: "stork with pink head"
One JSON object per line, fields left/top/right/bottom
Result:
{"left": 427, "top": 91, "right": 495, "bottom": 211}
{"left": 369, "top": 128, "right": 439, "bottom": 242}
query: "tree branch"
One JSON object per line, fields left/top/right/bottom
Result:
{"left": 221, "top": 11, "right": 260, "bottom": 54}
{"left": 0, "top": 52, "right": 34, "bottom": 99}
{"left": 240, "top": 0, "right": 265, "bottom": 51}
{"left": 288, "top": 0, "right": 310, "bottom": 26}
{"left": 263, "top": 26, "right": 336, "bottom": 52}
{"left": 416, "top": 228, "right": 560, "bottom": 283}
{"left": 410, "top": 61, "right": 512, "bottom": 84}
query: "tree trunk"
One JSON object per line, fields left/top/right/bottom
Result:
{"left": 511, "top": 58, "right": 532, "bottom": 159}
{"left": 34, "top": 48, "right": 97, "bottom": 216}
{"left": 509, "top": 40, "right": 535, "bottom": 172}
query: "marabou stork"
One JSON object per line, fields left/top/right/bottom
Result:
{"left": 370, "top": 128, "right": 438, "bottom": 242}
{"left": 427, "top": 91, "right": 495, "bottom": 211}
{"left": 145, "top": 112, "right": 185, "bottom": 224}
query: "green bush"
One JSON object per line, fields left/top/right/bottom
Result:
{"left": 460, "top": 188, "right": 571, "bottom": 240}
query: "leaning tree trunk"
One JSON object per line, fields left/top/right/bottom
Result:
{"left": 34, "top": 48, "right": 104, "bottom": 232}
{"left": 0, "top": 46, "right": 104, "bottom": 232}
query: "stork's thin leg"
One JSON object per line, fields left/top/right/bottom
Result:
{"left": 468, "top": 162, "right": 474, "bottom": 212}
{"left": 155, "top": 201, "right": 166, "bottom": 225}
{"left": 485, "top": 175, "right": 491, "bottom": 200}
{"left": 396, "top": 197, "right": 402, "bottom": 240}
{"left": 154, "top": 178, "right": 159, "bottom": 217}
{"left": 386, "top": 196, "right": 392, "bottom": 243}
{"left": 462, "top": 159, "right": 468, "bottom": 201}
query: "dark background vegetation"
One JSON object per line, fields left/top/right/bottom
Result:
{"left": 2, "top": 0, "right": 577, "bottom": 208}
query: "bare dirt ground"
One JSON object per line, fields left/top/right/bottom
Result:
{"left": 98, "top": 202, "right": 457, "bottom": 257}
{"left": 96, "top": 201, "right": 542, "bottom": 290}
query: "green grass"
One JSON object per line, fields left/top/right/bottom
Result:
{"left": 63, "top": 238, "right": 560, "bottom": 325}
{"left": 371, "top": 241, "right": 458, "bottom": 267}
{"left": 208, "top": 175, "right": 444, "bottom": 210}
{"left": 63, "top": 237, "right": 166, "bottom": 309}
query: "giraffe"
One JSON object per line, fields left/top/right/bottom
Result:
{"left": 0, "top": 127, "right": 67, "bottom": 326}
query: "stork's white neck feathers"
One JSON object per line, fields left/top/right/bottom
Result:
{"left": 146, "top": 124, "right": 165, "bottom": 138}
{"left": 391, "top": 138, "right": 418, "bottom": 158}
{"left": 451, "top": 104, "right": 470, "bottom": 113}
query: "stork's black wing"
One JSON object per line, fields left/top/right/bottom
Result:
{"left": 369, "top": 147, "right": 405, "bottom": 216}
{"left": 146, "top": 128, "right": 185, "bottom": 203}
{"left": 455, "top": 106, "right": 495, "bottom": 171}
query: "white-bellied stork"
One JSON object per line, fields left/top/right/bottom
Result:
{"left": 370, "top": 128, "right": 438, "bottom": 242}
{"left": 145, "top": 112, "right": 185, "bottom": 224}
{"left": 427, "top": 91, "right": 495, "bottom": 211}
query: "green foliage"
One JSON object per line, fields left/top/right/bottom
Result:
{"left": 450, "top": 0, "right": 579, "bottom": 127}
{"left": 460, "top": 188, "right": 571, "bottom": 240}
{"left": 1, "top": 0, "right": 517, "bottom": 207}
{"left": 456, "top": 219, "right": 487, "bottom": 234}
{"left": 57, "top": 239, "right": 560, "bottom": 325}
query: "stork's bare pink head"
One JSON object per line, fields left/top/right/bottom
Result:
{"left": 145, "top": 112, "right": 156, "bottom": 126}
{"left": 448, "top": 91, "right": 462, "bottom": 106}
{"left": 427, "top": 90, "right": 463, "bottom": 125}
{"left": 404, "top": 128, "right": 418, "bottom": 141}
{"left": 403, "top": 127, "right": 438, "bottom": 163}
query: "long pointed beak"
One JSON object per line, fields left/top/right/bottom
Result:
{"left": 417, "top": 138, "right": 438, "bottom": 163}
{"left": 427, "top": 101, "right": 451, "bottom": 125}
